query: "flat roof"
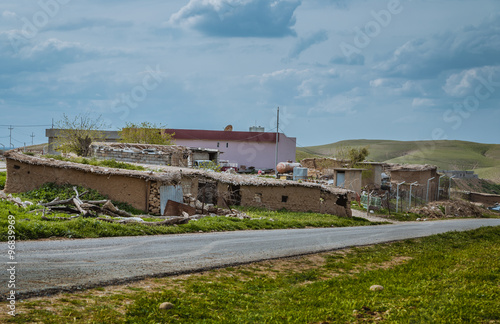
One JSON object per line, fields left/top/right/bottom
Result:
{"left": 164, "top": 129, "right": 295, "bottom": 144}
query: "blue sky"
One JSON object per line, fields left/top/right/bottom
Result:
{"left": 1, "top": 0, "right": 499, "bottom": 148}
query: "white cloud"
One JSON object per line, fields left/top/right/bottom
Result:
{"left": 442, "top": 66, "right": 500, "bottom": 97}
{"left": 412, "top": 98, "right": 436, "bottom": 107}
{"left": 167, "top": 0, "right": 301, "bottom": 37}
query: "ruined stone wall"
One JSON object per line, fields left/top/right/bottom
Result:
{"left": 92, "top": 144, "right": 191, "bottom": 167}
{"left": 5, "top": 159, "right": 149, "bottom": 211}
{"left": 147, "top": 177, "right": 199, "bottom": 215}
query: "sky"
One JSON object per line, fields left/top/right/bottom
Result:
{"left": 1, "top": 0, "right": 499, "bottom": 149}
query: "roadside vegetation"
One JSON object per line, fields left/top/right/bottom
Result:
{"left": 0, "top": 183, "right": 377, "bottom": 242}
{"left": 0, "top": 171, "right": 5, "bottom": 190}
{"left": 2, "top": 226, "right": 498, "bottom": 323}
{"left": 44, "top": 155, "right": 146, "bottom": 171}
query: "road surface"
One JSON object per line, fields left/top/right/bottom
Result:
{"left": 2, "top": 219, "right": 499, "bottom": 299}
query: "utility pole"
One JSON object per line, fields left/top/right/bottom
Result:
{"left": 8, "top": 125, "right": 13, "bottom": 149}
{"left": 274, "top": 107, "right": 280, "bottom": 178}
{"left": 30, "top": 132, "right": 35, "bottom": 145}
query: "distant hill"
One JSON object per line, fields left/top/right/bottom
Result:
{"left": 297, "top": 140, "right": 500, "bottom": 183}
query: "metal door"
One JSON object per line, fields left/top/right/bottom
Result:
{"left": 336, "top": 172, "right": 345, "bottom": 188}
{"left": 160, "top": 185, "right": 183, "bottom": 215}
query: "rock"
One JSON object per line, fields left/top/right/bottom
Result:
{"left": 370, "top": 285, "right": 384, "bottom": 291}
{"left": 159, "top": 302, "right": 174, "bottom": 310}
{"left": 182, "top": 211, "right": 189, "bottom": 218}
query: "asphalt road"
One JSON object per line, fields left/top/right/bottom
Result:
{"left": 2, "top": 219, "right": 500, "bottom": 299}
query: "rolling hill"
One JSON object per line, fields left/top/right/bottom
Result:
{"left": 297, "top": 140, "right": 500, "bottom": 183}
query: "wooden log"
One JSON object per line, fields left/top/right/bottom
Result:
{"left": 103, "top": 200, "right": 133, "bottom": 217}
{"left": 73, "top": 198, "right": 89, "bottom": 216}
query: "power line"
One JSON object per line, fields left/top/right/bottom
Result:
{"left": 0, "top": 124, "right": 51, "bottom": 127}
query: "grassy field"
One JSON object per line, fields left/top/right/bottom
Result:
{"left": 297, "top": 139, "right": 500, "bottom": 182}
{"left": 2, "top": 226, "right": 498, "bottom": 323}
{"left": 0, "top": 183, "right": 378, "bottom": 242}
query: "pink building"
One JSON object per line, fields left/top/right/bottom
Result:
{"left": 164, "top": 129, "right": 296, "bottom": 170}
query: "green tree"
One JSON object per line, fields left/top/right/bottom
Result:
{"left": 119, "top": 122, "right": 174, "bottom": 145}
{"left": 334, "top": 146, "right": 369, "bottom": 168}
{"left": 54, "top": 114, "right": 108, "bottom": 157}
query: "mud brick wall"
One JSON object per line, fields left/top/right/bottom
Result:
{"left": 470, "top": 192, "right": 500, "bottom": 206}
{"left": 5, "top": 159, "right": 149, "bottom": 211}
{"left": 238, "top": 185, "right": 351, "bottom": 217}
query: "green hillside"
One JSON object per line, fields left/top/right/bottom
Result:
{"left": 297, "top": 140, "right": 500, "bottom": 182}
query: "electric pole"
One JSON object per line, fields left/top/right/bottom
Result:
{"left": 8, "top": 125, "right": 13, "bottom": 149}
{"left": 274, "top": 107, "right": 280, "bottom": 177}
{"left": 31, "top": 132, "right": 35, "bottom": 145}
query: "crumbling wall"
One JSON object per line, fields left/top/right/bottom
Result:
{"left": 469, "top": 192, "right": 500, "bottom": 206}
{"left": 92, "top": 143, "right": 191, "bottom": 167}
{"left": 320, "top": 190, "right": 351, "bottom": 217}
{"left": 5, "top": 158, "right": 148, "bottom": 211}
{"left": 238, "top": 185, "right": 351, "bottom": 216}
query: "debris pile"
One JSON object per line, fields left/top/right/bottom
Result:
{"left": 410, "top": 200, "right": 487, "bottom": 219}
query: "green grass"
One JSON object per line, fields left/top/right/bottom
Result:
{"left": 297, "top": 139, "right": 500, "bottom": 182}
{"left": 44, "top": 155, "right": 146, "bottom": 171}
{"left": 0, "top": 171, "right": 5, "bottom": 190}
{"left": 4, "top": 226, "right": 499, "bottom": 323}
{"left": 0, "top": 184, "right": 377, "bottom": 241}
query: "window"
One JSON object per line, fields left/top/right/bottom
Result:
{"left": 217, "top": 142, "right": 220, "bottom": 148}
{"left": 281, "top": 195, "right": 288, "bottom": 203}
{"left": 226, "top": 143, "right": 229, "bottom": 148}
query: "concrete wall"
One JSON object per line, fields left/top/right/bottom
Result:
{"left": 334, "top": 169, "right": 363, "bottom": 194}
{"left": 174, "top": 137, "right": 296, "bottom": 170}
{"left": 5, "top": 159, "right": 149, "bottom": 211}
{"left": 360, "top": 164, "right": 383, "bottom": 189}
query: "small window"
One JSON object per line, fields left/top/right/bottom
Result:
{"left": 281, "top": 195, "right": 288, "bottom": 203}
{"left": 226, "top": 143, "right": 229, "bottom": 148}
{"left": 217, "top": 142, "right": 220, "bottom": 148}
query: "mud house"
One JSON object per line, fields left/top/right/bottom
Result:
{"left": 3, "top": 150, "right": 351, "bottom": 217}
{"left": 385, "top": 164, "right": 441, "bottom": 202}
{"left": 301, "top": 158, "right": 384, "bottom": 192}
